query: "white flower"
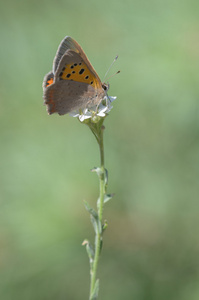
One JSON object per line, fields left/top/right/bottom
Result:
{"left": 69, "top": 96, "right": 117, "bottom": 122}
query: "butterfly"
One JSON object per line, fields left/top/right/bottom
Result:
{"left": 43, "top": 36, "right": 109, "bottom": 115}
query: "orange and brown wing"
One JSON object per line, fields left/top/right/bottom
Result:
{"left": 44, "top": 80, "right": 98, "bottom": 115}
{"left": 42, "top": 72, "right": 54, "bottom": 89}
{"left": 54, "top": 50, "right": 102, "bottom": 90}
{"left": 43, "top": 37, "right": 105, "bottom": 116}
{"left": 53, "top": 36, "right": 102, "bottom": 86}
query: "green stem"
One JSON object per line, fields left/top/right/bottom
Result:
{"left": 89, "top": 125, "right": 105, "bottom": 300}
{"left": 98, "top": 126, "right": 105, "bottom": 222}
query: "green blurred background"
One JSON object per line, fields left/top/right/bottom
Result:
{"left": 1, "top": 0, "right": 199, "bottom": 299}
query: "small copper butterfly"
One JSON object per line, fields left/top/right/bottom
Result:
{"left": 43, "top": 36, "right": 109, "bottom": 115}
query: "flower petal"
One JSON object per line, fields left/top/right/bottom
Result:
{"left": 69, "top": 95, "right": 117, "bottom": 122}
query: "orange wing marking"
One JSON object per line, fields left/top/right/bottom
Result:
{"left": 59, "top": 62, "right": 98, "bottom": 88}
{"left": 46, "top": 78, "right": 54, "bottom": 87}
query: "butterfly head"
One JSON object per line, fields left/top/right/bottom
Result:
{"left": 102, "top": 82, "right": 109, "bottom": 92}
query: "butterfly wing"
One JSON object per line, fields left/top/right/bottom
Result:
{"left": 43, "top": 71, "right": 54, "bottom": 89}
{"left": 53, "top": 36, "right": 102, "bottom": 86}
{"left": 43, "top": 50, "right": 105, "bottom": 115}
{"left": 54, "top": 50, "right": 102, "bottom": 90}
{"left": 44, "top": 80, "right": 98, "bottom": 115}
{"left": 43, "top": 37, "right": 106, "bottom": 115}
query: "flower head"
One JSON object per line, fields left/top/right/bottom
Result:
{"left": 69, "top": 96, "right": 117, "bottom": 122}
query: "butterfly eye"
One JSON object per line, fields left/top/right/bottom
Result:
{"left": 102, "top": 83, "right": 109, "bottom": 91}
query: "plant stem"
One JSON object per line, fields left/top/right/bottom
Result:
{"left": 98, "top": 126, "right": 105, "bottom": 222}
{"left": 89, "top": 124, "right": 105, "bottom": 300}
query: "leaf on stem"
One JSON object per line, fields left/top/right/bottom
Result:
{"left": 90, "top": 215, "right": 100, "bottom": 234}
{"left": 104, "top": 193, "right": 115, "bottom": 203}
{"left": 99, "top": 238, "right": 103, "bottom": 254}
{"left": 104, "top": 168, "right": 108, "bottom": 187}
{"left": 82, "top": 239, "right": 95, "bottom": 263}
{"left": 102, "top": 220, "right": 108, "bottom": 232}
{"left": 84, "top": 201, "right": 98, "bottom": 219}
{"left": 97, "top": 193, "right": 114, "bottom": 209}
{"left": 91, "top": 167, "right": 102, "bottom": 177}
{"left": 84, "top": 201, "right": 102, "bottom": 234}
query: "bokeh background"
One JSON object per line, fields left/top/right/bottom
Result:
{"left": 1, "top": 0, "right": 199, "bottom": 299}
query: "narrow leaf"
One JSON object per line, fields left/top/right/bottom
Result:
{"left": 84, "top": 201, "right": 98, "bottom": 219}
{"left": 90, "top": 215, "right": 99, "bottom": 234}
{"left": 102, "top": 220, "right": 108, "bottom": 232}
{"left": 86, "top": 243, "right": 94, "bottom": 260}
{"left": 99, "top": 239, "right": 103, "bottom": 254}
{"left": 104, "top": 168, "right": 108, "bottom": 186}
{"left": 104, "top": 193, "right": 115, "bottom": 203}
{"left": 91, "top": 167, "right": 102, "bottom": 178}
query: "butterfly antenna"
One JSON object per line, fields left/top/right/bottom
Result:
{"left": 105, "top": 70, "right": 120, "bottom": 81}
{"left": 103, "top": 55, "right": 119, "bottom": 81}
